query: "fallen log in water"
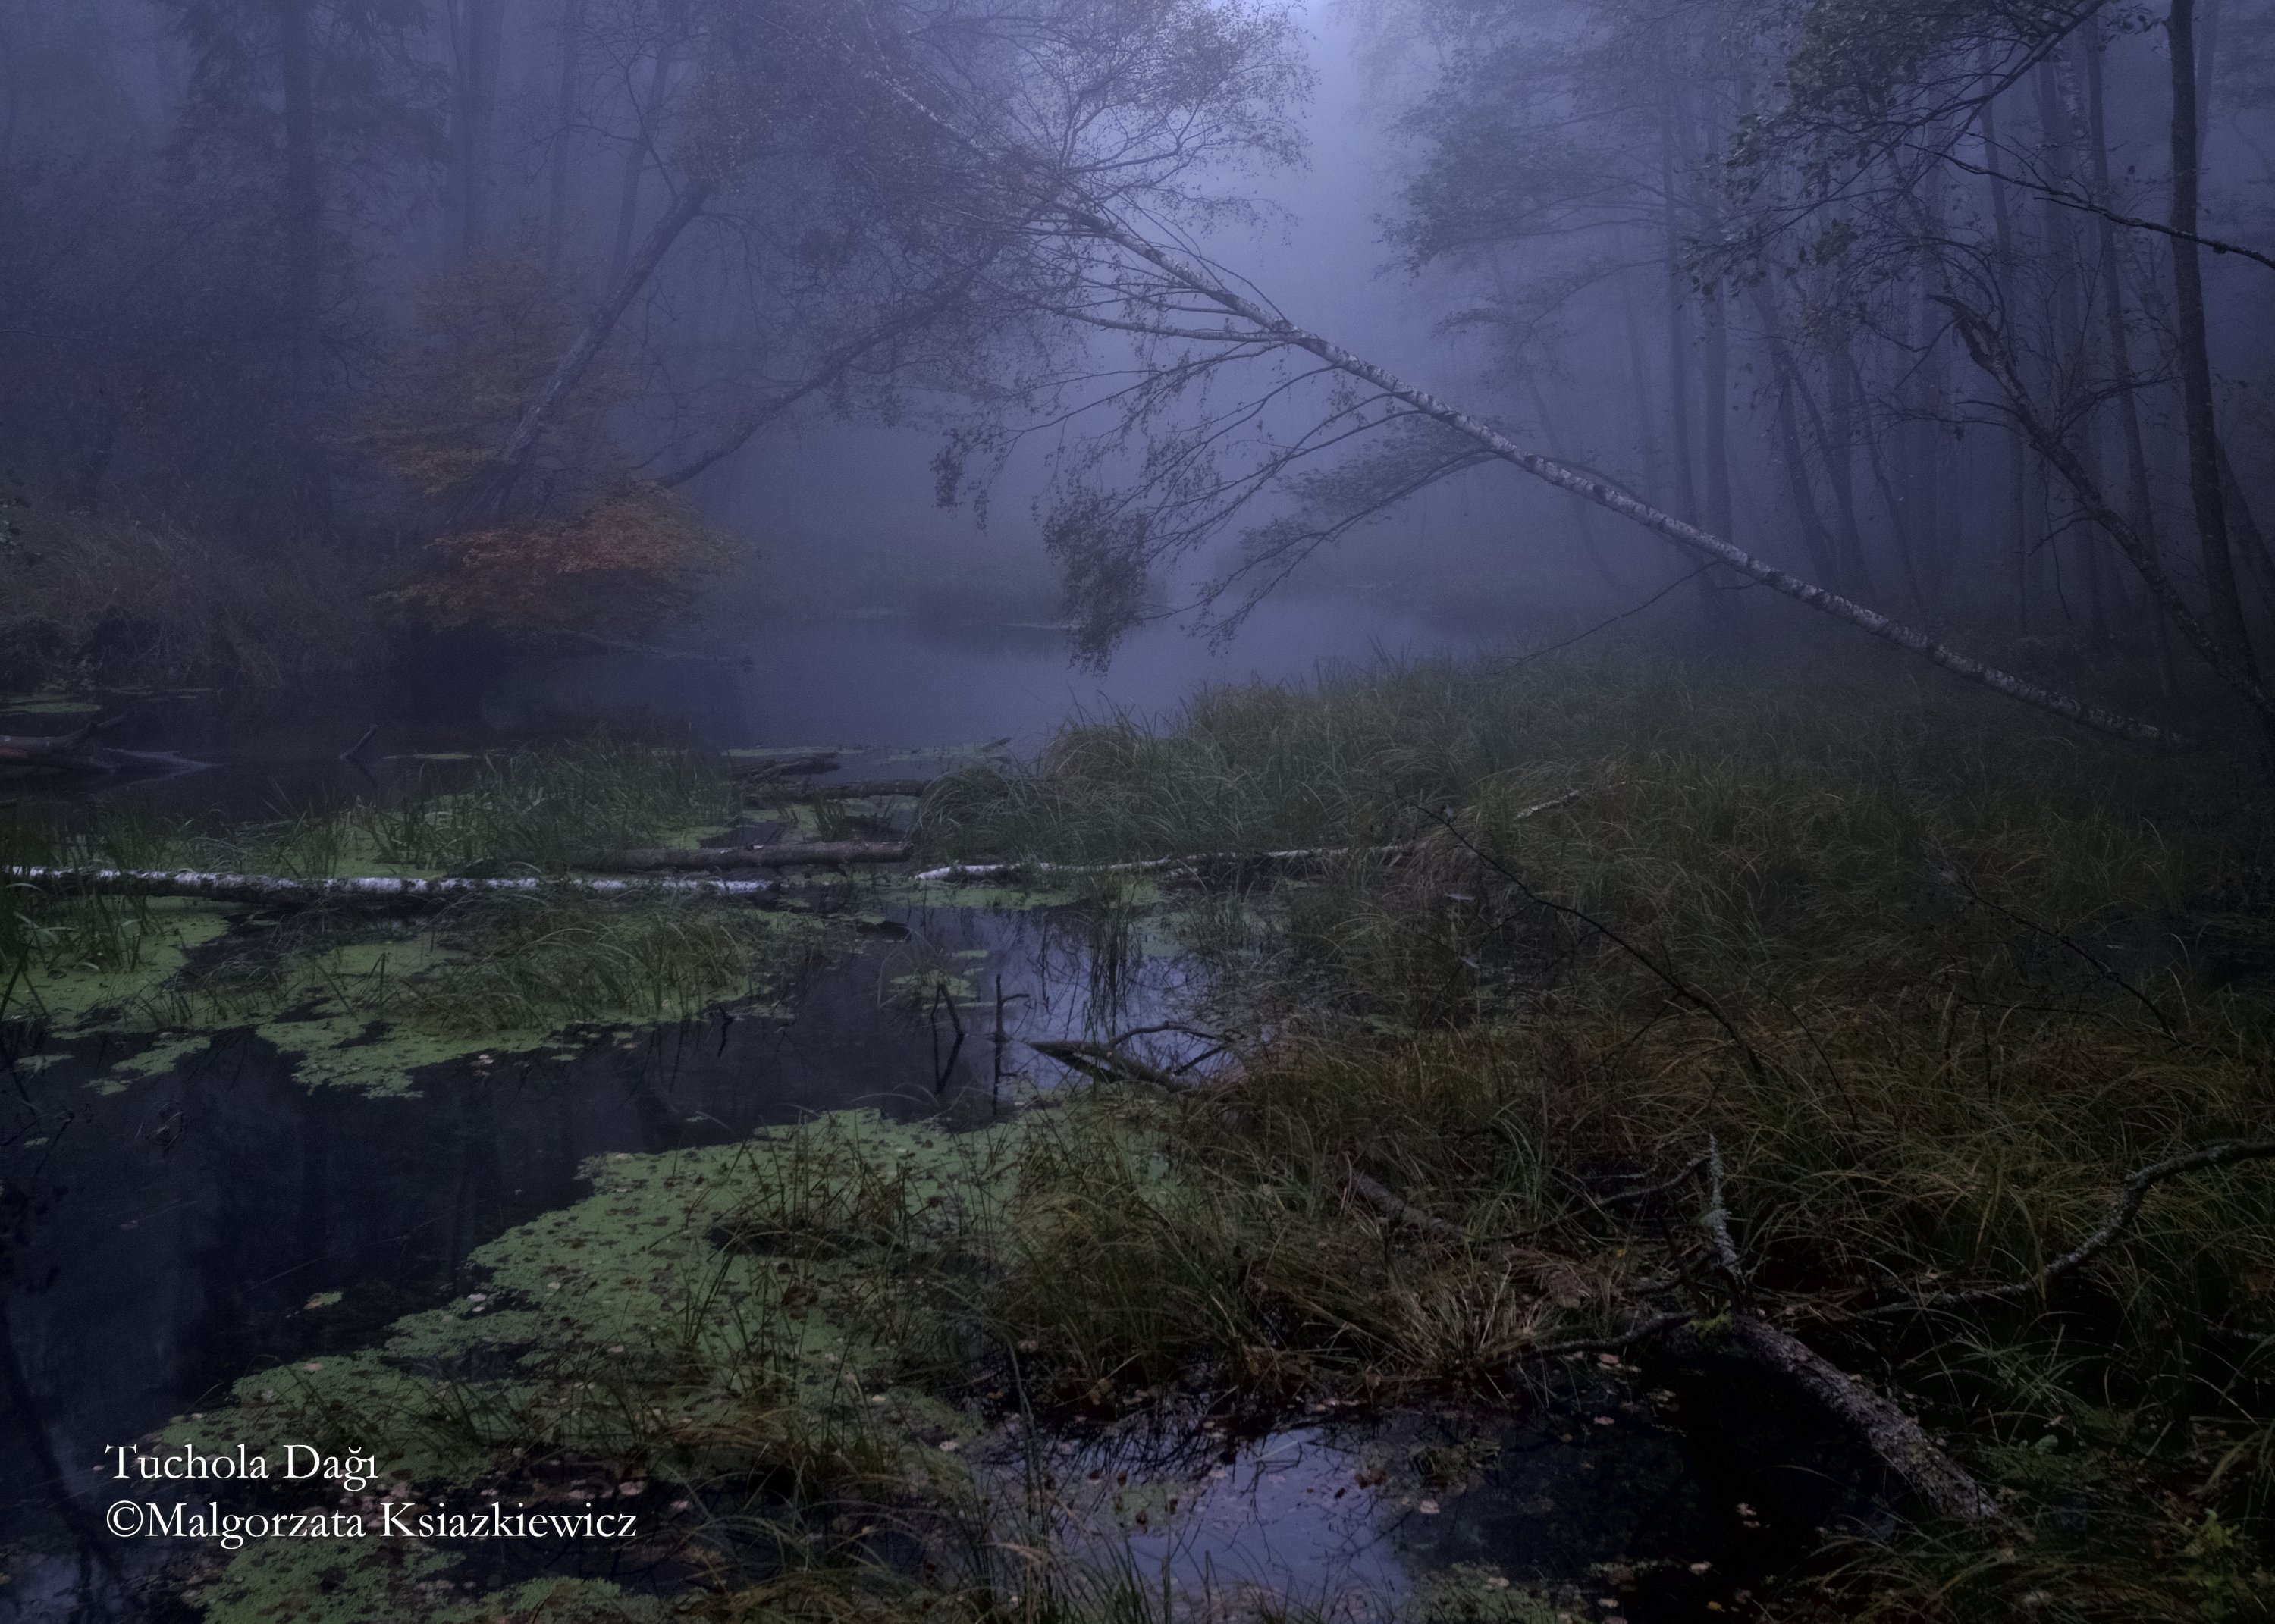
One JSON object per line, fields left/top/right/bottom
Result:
{"left": 0, "top": 720, "right": 118, "bottom": 776}
{"left": 746, "top": 777, "right": 936, "bottom": 804}
{"left": 610, "top": 841, "right": 912, "bottom": 871}
{"left": 1, "top": 866, "right": 781, "bottom": 907}
{"left": 1027, "top": 1038, "right": 1195, "bottom": 1091}
{"left": 915, "top": 843, "right": 1415, "bottom": 886}
{"left": 912, "top": 789, "right": 1592, "bottom": 885}
{"left": 1722, "top": 1315, "right": 2001, "bottom": 1523}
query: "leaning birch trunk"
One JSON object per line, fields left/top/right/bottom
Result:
{"left": 1053, "top": 210, "right": 2179, "bottom": 746}
{"left": 2, "top": 867, "right": 781, "bottom": 907}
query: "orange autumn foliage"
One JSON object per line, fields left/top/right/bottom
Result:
{"left": 381, "top": 482, "right": 733, "bottom": 637}
{"left": 366, "top": 243, "right": 740, "bottom": 638}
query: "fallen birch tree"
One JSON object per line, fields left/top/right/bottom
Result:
{"left": 876, "top": 67, "right": 2183, "bottom": 747}
{"left": 1, "top": 867, "right": 783, "bottom": 907}
{"left": 913, "top": 788, "right": 1590, "bottom": 885}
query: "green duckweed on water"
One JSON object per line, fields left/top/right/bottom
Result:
{"left": 5, "top": 741, "right": 863, "bottom": 1096}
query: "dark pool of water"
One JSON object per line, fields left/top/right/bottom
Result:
{"left": 0, "top": 893, "right": 1189, "bottom": 1588}
{"left": 994, "top": 1372, "right": 1891, "bottom": 1622}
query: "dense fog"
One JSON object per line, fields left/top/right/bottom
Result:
{"left": 3, "top": 0, "right": 2269, "bottom": 728}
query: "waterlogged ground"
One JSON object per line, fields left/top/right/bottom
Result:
{"left": 1, "top": 675, "right": 1906, "bottom": 1624}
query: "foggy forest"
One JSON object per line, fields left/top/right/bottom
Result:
{"left": 5, "top": 0, "right": 2275, "bottom": 1619}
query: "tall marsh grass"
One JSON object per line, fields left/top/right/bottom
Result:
{"left": 920, "top": 650, "right": 2275, "bottom": 1618}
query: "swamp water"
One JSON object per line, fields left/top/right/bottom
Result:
{"left": 1, "top": 615, "right": 1890, "bottom": 1623}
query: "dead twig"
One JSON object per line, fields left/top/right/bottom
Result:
{"left": 1861, "top": 1137, "right": 2275, "bottom": 1316}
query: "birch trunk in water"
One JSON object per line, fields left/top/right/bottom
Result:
{"left": 2, "top": 867, "right": 780, "bottom": 907}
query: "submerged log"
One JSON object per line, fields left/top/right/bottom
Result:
{"left": 0, "top": 720, "right": 116, "bottom": 776}
{"left": 745, "top": 777, "right": 936, "bottom": 804}
{"left": 1, "top": 866, "right": 780, "bottom": 907}
{"left": 914, "top": 844, "right": 1417, "bottom": 886}
{"left": 610, "top": 841, "right": 912, "bottom": 871}
{"left": 1723, "top": 1315, "right": 2002, "bottom": 1524}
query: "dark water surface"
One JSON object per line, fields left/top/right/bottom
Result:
{"left": 6, "top": 598, "right": 1492, "bottom": 823}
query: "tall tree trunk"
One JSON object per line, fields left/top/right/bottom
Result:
{"left": 2035, "top": 51, "right": 2101, "bottom": 633}
{"left": 2198, "top": 0, "right": 2224, "bottom": 150}
{"left": 1818, "top": 326, "right": 1878, "bottom": 603}
{"left": 275, "top": 0, "right": 331, "bottom": 528}
{"left": 610, "top": 25, "right": 679, "bottom": 287}
{"left": 449, "top": 0, "right": 506, "bottom": 260}
{"left": 2085, "top": 19, "right": 2177, "bottom": 688}
{"left": 1621, "top": 271, "right": 1664, "bottom": 488}
{"left": 2169, "top": 0, "right": 2270, "bottom": 751}
{"left": 1981, "top": 72, "right": 2032, "bottom": 632}
{"left": 548, "top": 0, "right": 583, "bottom": 269}
{"left": 1701, "top": 287, "right": 1734, "bottom": 547}
{"left": 1752, "top": 282, "right": 1844, "bottom": 591}
{"left": 1660, "top": 125, "right": 1697, "bottom": 527}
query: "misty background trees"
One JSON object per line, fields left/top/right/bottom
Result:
{"left": 2, "top": 0, "right": 2272, "bottom": 750}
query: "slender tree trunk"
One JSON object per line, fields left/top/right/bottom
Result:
{"left": 1621, "top": 271, "right": 1664, "bottom": 487}
{"left": 446, "top": 177, "right": 715, "bottom": 531}
{"left": 1702, "top": 287, "right": 1737, "bottom": 548}
{"left": 1660, "top": 132, "right": 1697, "bottom": 527}
{"left": 1982, "top": 74, "right": 2032, "bottom": 632}
{"left": 1752, "top": 284, "right": 1843, "bottom": 591}
{"left": 548, "top": 0, "right": 583, "bottom": 270}
{"left": 2169, "top": 0, "right": 2270, "bottom": 752}
{"left": 1937, "top": 289, "right": 2275, "bottom": 725}
{"left": 610, "top": 30, "right": 678, "bottom": 287}
{"left": 1818, "top": 327, "right": 1878, "bottom": 603}
{"left": 275, "top": 0, "right": 331, "bottom": 527}
{"left": 2035, "top": 51, "right": 2104, "bottom": 635}
{"left": 1523, "top": 373, "right": 1636, "bottom": 596}
{"left": 2085, "top": 20, "right": 2179, "bottom": 690}
{"left": 450, "top": 0, "right": 506, "bottom": 260}
{"left": 2198, "top": 0, "right": 2224, "bottom": 150}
